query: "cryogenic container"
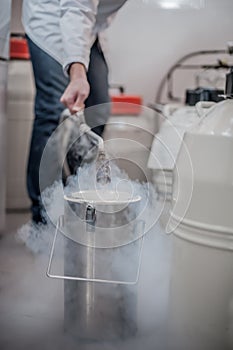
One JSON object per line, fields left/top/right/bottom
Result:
{"left": 169, "top": 96, "right": 233, "bottom": 350}
{"left": 6, "top": 35, "right": 34, "bottom": 209}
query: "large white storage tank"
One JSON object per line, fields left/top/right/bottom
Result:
{"left": 168, "top": 71, "right": 233, "bottom": 350}
{"left": 147, "top": 103, "right": 200, "bottom": 228}
{"left": 6, "top": 35, "right": 34, "bottom": 209}
{"left": 0, "top": 0, "right": 11, "bottom": 231}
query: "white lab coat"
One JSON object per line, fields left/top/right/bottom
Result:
{"left": 22, "top": 0, "right": 127, "bottom": 74}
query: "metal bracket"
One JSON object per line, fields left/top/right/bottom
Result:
{"left": 47, "top": 215, "right": 145, "bottom": 285}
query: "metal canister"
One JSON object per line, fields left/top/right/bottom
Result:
{"left": 168, "top": 99, "right": 233, "bottom": 349}
{"left": 62, "top": 190, "right": 142, "bottom": 341}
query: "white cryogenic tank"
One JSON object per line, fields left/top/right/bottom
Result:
{"left": 0, "top": 63, "right": 8, "bottom": 231}
{"left": 0, "top": 0, "right": 11, "bottom": 231}
{"left": 147, "top": 103, "right": 199, "bottom": 228}
{"left": 168, "top": 75, "right": 233, "bottom": 350}
{"left": 6, "top": 35, "right": 34, "bottom": 209}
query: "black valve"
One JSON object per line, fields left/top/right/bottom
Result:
{"left": 85, "top": 204, "right": 96, "bottom": 232}
{"left": 185, "top": 87, "right": 224, "bottom": 106}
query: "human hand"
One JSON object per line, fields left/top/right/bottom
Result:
{"left": 60, "top": 63, "right": 90, "bottom": 114}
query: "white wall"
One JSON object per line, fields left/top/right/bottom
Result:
{"left": 107, "top": 0, "right": 233, "bottom": 105}
{"left": 10, "top": 0, "right": 233, "bottom": 104}
{"left": 11, "top": 0, "right": 24, "bottom": 33}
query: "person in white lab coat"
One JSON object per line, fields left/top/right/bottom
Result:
{"left": 22, "top": 0, "right": 127, "bottom": 223}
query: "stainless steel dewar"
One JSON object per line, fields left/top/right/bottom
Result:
{"left": 63, "top": 190, "right": 142, "bottom": 248}
{"left": 47, "top": 189, "right": 144, "bottom": 341}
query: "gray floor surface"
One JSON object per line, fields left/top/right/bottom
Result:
{"left": 0, "top": 212, "right": 171, "bottom": 350}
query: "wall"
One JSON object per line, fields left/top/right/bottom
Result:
{"left": 106, "top": 0, "right": 233, "bottom": 104}
{"left": 10, "top": 0, "right": 233, "bottom": 104}
{"left": 0, "top": 1, "right": 11, "bottom": 230}
{"left": 11, "top": 0, "right": 24, "bottom": 33}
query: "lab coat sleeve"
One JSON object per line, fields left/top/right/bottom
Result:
{"left": 59, "top": 0, "right": 99, "bottom": 75}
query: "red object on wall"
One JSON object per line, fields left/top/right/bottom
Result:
{"left": 10, "top": 36, "right": 30, "bottom": 60}
{"left": 111, "top": 95, "right": 142, "bottom": 115}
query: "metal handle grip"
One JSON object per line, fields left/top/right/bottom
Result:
{"left": 47, "top": 215, "right": 145, "bottom": 285}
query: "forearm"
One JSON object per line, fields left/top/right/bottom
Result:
{"left": 59, "top": 0, "right": 99, "bottom": 74}
{"left": 60, "top": 62, "right": 90, "bottom": 113}
{"left": 59, "top": 0, "right": 100, "bottom": 112}
{"left": 69, "top": 62, "right": 87, "bottom": 80}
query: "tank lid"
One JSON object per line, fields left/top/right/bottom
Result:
{"left": 10, "top": 34, "right": 30, "bottom": 60}
{"left": 64, "top": 190, "right": 141, "bottom": 205}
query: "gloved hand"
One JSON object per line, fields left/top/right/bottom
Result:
{"left": 59, "top": 109, "right": 99, "bottom": 179}
{"left": 60, "top": 63, "right": 90, "bottom": 114}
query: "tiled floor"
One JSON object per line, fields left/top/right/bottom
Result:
{"left": 0, "top": 212, "right": 171, "bottom": 350}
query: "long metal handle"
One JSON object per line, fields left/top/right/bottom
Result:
{"left": 47, "top": 215, "right": 145, "bottom": 285}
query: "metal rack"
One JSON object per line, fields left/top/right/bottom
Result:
{"left": 155, "top": 44, "right": 233, "bottom": 104}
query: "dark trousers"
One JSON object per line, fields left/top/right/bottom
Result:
{"left": 27, "top": 37, "right": 110, "bottom": 223}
